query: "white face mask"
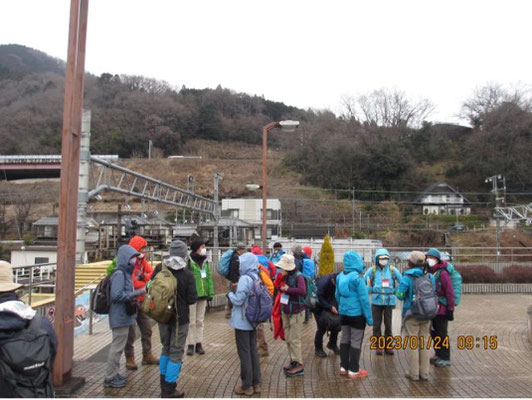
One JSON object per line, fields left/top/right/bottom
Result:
{"left": 199, "top": 248, "right": 207, "bottom": 256}
{"left": 427, "top": 258, "right": 437, "bottom": 267}
{"left": 378, "top": 259, "right": 388, "bottom": 267}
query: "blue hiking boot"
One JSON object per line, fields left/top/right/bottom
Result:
{"left": 103, "top": 375, "right": 127, "bottom": 388}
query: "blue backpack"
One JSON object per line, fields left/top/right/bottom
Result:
{"left": 244, "top": 273, "right": 273, "bottom": 327}
{"left": 217, "top": 250, "right": 234, "bottom": 278}
{"left": 302, "top": 258, "right": 315, "bottom": 279}
{"left": 436, "top": 263, "right": 462, "bottom": 306}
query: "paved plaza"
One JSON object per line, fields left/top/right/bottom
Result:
{"left": 71, "top": 294, "right": 532, "bottom": 398}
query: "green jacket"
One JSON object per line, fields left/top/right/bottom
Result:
{"left": 187, "top": 257, "right": 214, "bottom": 299}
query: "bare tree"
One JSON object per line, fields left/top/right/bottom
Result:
{"left": 340, "top": 88, "right": 434, "bottom": 128}
{"left": 461, "top": 83, "right": 532, "bottom": 128}
{"left": 0, "top": 198, "right": 8, "bottom": 238}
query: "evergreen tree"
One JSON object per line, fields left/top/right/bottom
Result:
{"left": 318, "top": 234, "right": 335, "bottom": 277}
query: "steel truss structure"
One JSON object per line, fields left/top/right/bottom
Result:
{"left": 88, "top": 156, "right": 215, "bottom": 216}
{"left": 495, "top": 204, "right": 532, "bottom": 225}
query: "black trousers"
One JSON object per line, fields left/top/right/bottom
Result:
{"left": 431, "top": 315, "right": 450, "bottom": 361}
{"left": 313, "top": 310, "right": 339, "bottom": 350}
{"left": 235, "top": 329, "right": 261, "bottom": 388}
{"left": 371, "top": 305, "right": 393, "bottom": 339}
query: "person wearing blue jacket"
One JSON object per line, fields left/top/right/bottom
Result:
{"left": 227, "top": 252, "right": 262, "bottom": 396}
{"left": 396, "top": 251, "right": 436, "bottom": 381}
{"left": 104, "top": 245, "right": 146, "bottom": 388}
{"left": 364, "top": 248, "right": 402, "bottom": 355}
{"left": 335, "top": 251, "right": 372, "bottom": 379}
{"left": 269, "top": 242, "right": 286, "bottom": 265}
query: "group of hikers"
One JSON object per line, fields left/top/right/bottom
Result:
{"left": 0, "top": 235, "right": 459, "bottom": 398}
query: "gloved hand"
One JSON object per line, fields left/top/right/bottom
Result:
{"left": 446, "top": 311, "right": 454, "bottom": 321}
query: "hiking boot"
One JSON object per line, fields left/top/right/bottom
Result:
{"left": 348, "top": 369, "right": 368, "bottom": 379}
{"left": 430, "top": 356, "right": 440, "bottom": 365}
{"left": 385, "top": 348, "right": 395, "bottom": 356}
{"left": 234, "top": 385, "right": 254, "bottom": 396}
{"left": 195, "top": 343, "right": 205, "bottom": 355}
{"left": 142, "top": 352, "right": 159, "bottom": 365}
{"left": 326, "top": 342, "right": 340, "bottom": 355}
{"left": 103, "top": 375, "right": 127, "bottom": 388}
{"left": 283, "top": 361, "right": 296, "bottom": 371}
{"left": 339, "top": 367, "right": 348, "bottom": 376}
{"left": 125, "top": 355, "right": 138, "bottom": 370}
{"left": 376, "top": 349, "right": 384, "bottom": 356}
{"left": 161, "top": 388, "right": 185, "bottom": 398}
{"left": 186, "top": 345, "right": 195, "bottom": 356}
{"left": 315, "top": 348, "right": 327, "bottom": 358}
{"left": 405, "top": 373, "right": 419, "bottom": 381}
{"left": 285, "top": 363, "right": 304, "bottom": 377}
{"left": 420, "top": 375, "right": 430, "bottom": 381}
{"left": 253, "top": 384, "right": 262, "bottom": 394}
{"left": 434, "top": 358, "right": 452, "bottom": 367}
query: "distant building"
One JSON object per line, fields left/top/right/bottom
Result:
{"left": 198, "top": 217, "right": 257, "bottom": 248}
{"left": 415, "top": 182, "right": 471, "bottom": 216}
{"left": 221, "top": 198, "right": 282, "bottom": 241}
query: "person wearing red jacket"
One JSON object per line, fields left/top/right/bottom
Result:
{"left": 124, "top": 236, "right": 159, "bottom": 370}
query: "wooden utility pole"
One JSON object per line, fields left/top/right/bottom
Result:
{"left": 54, "top": 0, "right": 89, "bottom": 387}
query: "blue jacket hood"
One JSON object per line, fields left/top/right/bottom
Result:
{"left": 117, "top": 245, "right": 139, "bottom": 274}
{"left": 343, "top": 251, "right": 364, "bottom": 273}
{"left": 374, "top": 248, "right": 391, "bottom": 266}
{"left": 404, "top": 266, "right": 425, "bottom": 277}
{"left": 239, "top": 252, "right": 259, "bottom": 276}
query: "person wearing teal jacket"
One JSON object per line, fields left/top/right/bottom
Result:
{"left": 335, "top": 251, "right": 372, "bottom": 379}
{"left": 363, "top": 248, "right": 402, "bottom": 355}
{"left": 186, "top": 240, "right": 214, "bottom": 356}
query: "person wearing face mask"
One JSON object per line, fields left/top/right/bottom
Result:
{"left": 269, "top": 242, "right": 285, "bottom": 266}
{"left": 186, "top": 240, "right": 214, "bottom": 356}
{"left": 104, "top": 245, "right": 146, "bottom": 388}
{"left": 151, "top": 239, "right": 198, "bottom": 398}
{"left": 426, "top": 248, "right": 455, "bottom": 368}
{"left": 363, "top": 248, "right": 402, "bottom": 355}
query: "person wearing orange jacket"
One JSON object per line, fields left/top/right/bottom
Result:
{"left": 124, "top": 236, "right": 159, "bottom": 370}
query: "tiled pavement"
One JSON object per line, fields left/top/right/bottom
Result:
{"left": 71, "top": 294, "right": 532, "bottom": 398}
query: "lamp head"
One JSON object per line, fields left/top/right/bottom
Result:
{"left": 279, "top": 120, "right": 300, "bottom": 132}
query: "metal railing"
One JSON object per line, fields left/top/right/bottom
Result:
{"left": 12, "top": 262, "right": 57, "bottom": 306}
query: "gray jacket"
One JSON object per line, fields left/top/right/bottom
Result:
{"left": 109, "top": 245, "right": 143, "bottom": 329}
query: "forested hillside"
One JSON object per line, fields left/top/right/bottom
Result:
{"left": 1, "top": 44, "right": 531, "bottom": 200}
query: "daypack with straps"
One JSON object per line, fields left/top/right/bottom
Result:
{"left": 302, "top": 258, "right": 315, "bottom": 279}
{"left": 0, "top": 315, "right": 55, "bottom": 398}
{"left": 245, "top": 273, "right": 273, "bottom": 327}
{"left": 435, "top": 263, "right": 462, "bottom": 306}
{"left": 303, "top": 275, "right": 318, "bottom": 310}
{"left": 91, "top": 274, "right": 113, "bottom": 314}
{"left": 218, "top": 249, "right": 234, "bottom": 278}
{"left": 406, "top": 273, "right": 438, "bottom": 320}
{"left": 142, "top": 265, "right": 178, "bottom": 323}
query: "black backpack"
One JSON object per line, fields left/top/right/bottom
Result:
{"left": 0, "top": 315, "right": 55, "bottom": 398}
{"left": 91, "top": 274, "right": 113, "bottom": 314}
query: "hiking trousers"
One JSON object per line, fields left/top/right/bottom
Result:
{"left": 281, "top": 312, "right": 304, "bottom": 364}
{"left": 188, "top": 299, "right": 207, "bottom": 345}
{"left": 339, "top": 323, "right": 365, "bottom": 373}
{"left": 105, "top": 326, "right": 129, "bottom": 380}
{"left": 371, "top": 304, "right": 393, "bottom": 339}
{"left": 235, "top": 329, "right": 261, "bottom": 389}
{"left": 403, "top": 318, "right": 431, "bottom": 379}
{"left": 125, "top": 308, "right": 153, "bottom": 357}
{"left": 431, "top": 315, "right": 451, "bottom": 361}
{"left": 313, "top": 310, "right": 339, "bottom": 350}
{"left": 159, "top": 318, "right": 189, "bottom": 363}
{"left": 257, "top": 323, "right": 269, "bottom": 352}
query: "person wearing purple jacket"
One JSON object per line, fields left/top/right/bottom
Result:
{"left": 426, "top": 248, "right": 455, "bottom": 368}
{"left": 274, "top": 254, "right": 307, "bottom": 377}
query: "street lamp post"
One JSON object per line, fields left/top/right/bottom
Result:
{"left": 261, "top": 120, "right": 299, "bottom": 252}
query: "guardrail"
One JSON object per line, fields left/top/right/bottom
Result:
{"left": 12, "top": 262, "right": 56, "bottom": 306}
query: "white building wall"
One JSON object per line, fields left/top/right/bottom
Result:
{"left": 10, "top": 250, "right": 57, "bottom": 267}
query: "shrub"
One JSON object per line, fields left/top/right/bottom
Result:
{"left": 318, "top": 234, "right": 335, "bottom": 277}
{"left": 501, "top": 266, "right": 532, "bottom": 283}
{"left": 455, "top": 265, "right": 499, "bottom": 283}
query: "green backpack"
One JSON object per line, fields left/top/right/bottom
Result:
{"left": 435, "top": 263, "right": 462, "bottom": 306}
{"left": 142, "top": 265, "right": 177, "bottom": 323}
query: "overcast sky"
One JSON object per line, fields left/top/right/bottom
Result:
{"left": 1, "top": 0, "right": 531, "bottom": 124}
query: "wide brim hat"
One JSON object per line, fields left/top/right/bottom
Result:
{"left": 275, "top": 254, "right": 296, "bottom": 271}
{"left": 0, "top": 260, "right": 23, "bottom": 292}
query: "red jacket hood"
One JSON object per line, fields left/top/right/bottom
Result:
{"left": 251, "top": 245, "right": 263, "bottom": 255}
{"left": 303, "top": 246, "right": 312, "bottom": 257}
{"left": 129, "top": 236, "right": 147, "bottom": 252}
